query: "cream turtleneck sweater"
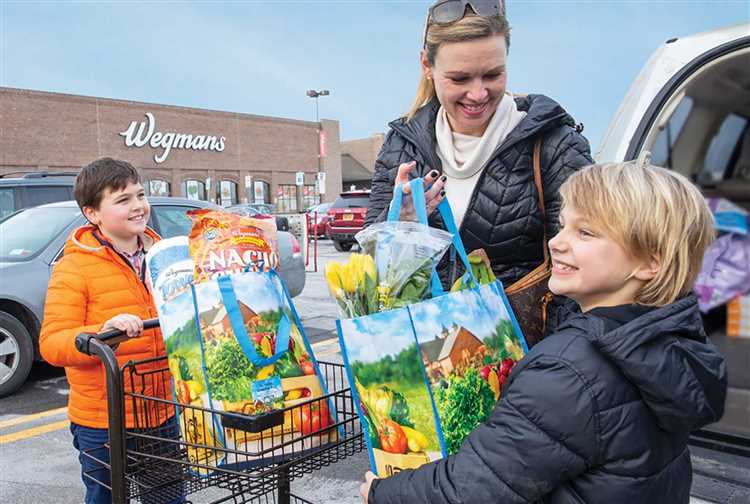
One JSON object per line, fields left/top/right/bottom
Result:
{"left": 435, "top": 93, "right": 526, "bottom": 227}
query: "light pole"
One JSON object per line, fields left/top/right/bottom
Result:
{"left": 306, "top": 89, "right": 330, "bottom": 205}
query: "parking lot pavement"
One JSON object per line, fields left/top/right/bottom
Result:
{"left": 296, "top": 239, "right": 350, "bottom": 342}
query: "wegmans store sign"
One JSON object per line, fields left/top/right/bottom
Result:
{"left": 120, "top": 112, "right": 226, "bottom": 163}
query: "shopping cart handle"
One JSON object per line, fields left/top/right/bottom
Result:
{"left": 75, "top": 318, "right": 160, "bottom": 356}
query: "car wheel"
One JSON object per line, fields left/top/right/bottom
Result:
{"left": 0, "top": 312, "right": 34, "bottom": 397}
{"left": 332, "top": 240, "right": 353, "bottom": 252}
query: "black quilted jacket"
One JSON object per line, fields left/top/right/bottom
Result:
{"left": 368, "top": 296, "right": 728, "bottom": 504}
{"left": 365, "top": 95, "right": 593, "bottom": 287}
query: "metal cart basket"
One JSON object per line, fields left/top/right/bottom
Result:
{"left": 75, "top": 319, "right": 365, "bottom": 504}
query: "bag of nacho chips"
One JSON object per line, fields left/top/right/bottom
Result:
{"left": 188, "top": 209, "right": 280, "bottom": 283}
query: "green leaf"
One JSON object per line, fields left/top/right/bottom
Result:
{"left": 435, "top": 367, "right": 496, "bottom": 455}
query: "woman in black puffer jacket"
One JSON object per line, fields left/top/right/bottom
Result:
{"left": 364, "top": 3, "right": 592, "bottom": 293}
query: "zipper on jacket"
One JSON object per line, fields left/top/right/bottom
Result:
{"left": 92, "top": 230, "right": 152, "bottom": 294}
{"left": 90, "top": 230, "right": 159, "bottom": 360}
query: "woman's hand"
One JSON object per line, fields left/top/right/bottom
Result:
{"left": 101, "top": 314, "right": 144, "bottom": 339}
{"left": 393, "top": 161, "right": 446, "bottom": 221}
{"left": 359, "top": 471, "right": 378, "bottom": 503}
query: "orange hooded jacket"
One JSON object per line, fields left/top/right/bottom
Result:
{"left": 40, "top": 225, "right": 171, "bottom": 429}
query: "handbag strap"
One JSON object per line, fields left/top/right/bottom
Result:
{"left": 531, "top": 137, "right": 550, "bottom": 265}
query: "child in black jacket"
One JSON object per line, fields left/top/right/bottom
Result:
{"left": 361, "top": 158, "right": 727, "bottom": 504}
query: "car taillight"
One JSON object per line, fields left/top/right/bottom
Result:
{"left": 290, "top": 234, "right": 301, "bottom": 256}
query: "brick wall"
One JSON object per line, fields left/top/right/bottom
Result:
{"left": 0, "top": 87, "right": 342, "bottom": 206}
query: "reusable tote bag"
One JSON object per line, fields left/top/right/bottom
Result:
{"left": 337, "top": 179, "right": 528, "bottom": 476}
{"left": 147, "top": 236, "right": 337, "bottom": 474}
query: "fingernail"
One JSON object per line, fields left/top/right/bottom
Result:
{"left": 440, "top": 190, "right": 446, "bottom": 197}
{"left": 430, "top": 170, "right": 438, "bottom": 178}
{"left": 440, "top": 175, "right": 447, "bottom": 182}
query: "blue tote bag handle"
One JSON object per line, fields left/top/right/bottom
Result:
{"left": 387, "top": 178, "right": 478, "bottom": 294}
{"left": 217, "top": 273, "right": 291, "bottom": 368}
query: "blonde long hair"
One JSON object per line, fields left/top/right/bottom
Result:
{"left": 406, "top": 12, "right": 511, "bottom": 121}
{"left": 559, "top": 159, "right": 715, "bottom": 306}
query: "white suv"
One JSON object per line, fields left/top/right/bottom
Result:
{"left": 596, "top": 23, "right": 750, "bottom": 502}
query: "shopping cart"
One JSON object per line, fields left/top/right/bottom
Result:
{"left": 75, "top": 319, "right": 365, "bottom": 504}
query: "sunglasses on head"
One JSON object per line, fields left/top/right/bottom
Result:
{"left": 430, "top": 0, "right": 504, "bottom": 24}
{"left": 423, "top": 0, "right": 505, "bottom": 47}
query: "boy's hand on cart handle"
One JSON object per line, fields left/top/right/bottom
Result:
{"left": 360, "top": 471, "right": 379, "bottom": 503}
{"left": 394, "top": 161, "right": 446, "bottom": 221}
{"left": 101, "top": 314, "right": 144, "bottom": 339}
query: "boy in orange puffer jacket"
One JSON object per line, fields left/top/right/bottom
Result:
{"left": 40, "top": 157, "right": 182, "bottom": 504}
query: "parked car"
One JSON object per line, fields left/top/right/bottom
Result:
{"left": 326, "top": 190, "right": 370, "bottom": 252}
{"left": 307, "top": 202, "right": 333, "bottom": 238}
{"left": 228, "top": 203, "right": 290, "bottom": 232}
{"left": 0, "top": 197, "right": 305, "bottom": 396}
{"left": 596, "top": 23, "right": 750, "bottom": 501}
{"left": 0, "top": 171, "right": 77, "bottom": 220}
{"left": 228, "top": 202, "right": 276, "bottom": 215}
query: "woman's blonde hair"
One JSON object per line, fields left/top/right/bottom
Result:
{"left": 406, "top": 11, "right": 511, "bottom": 121}
{"left": 559, "top": 157, "right": 715, "bottom": 306}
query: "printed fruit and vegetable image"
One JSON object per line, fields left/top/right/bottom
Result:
{"left": 166, "top": 318, "right": 206, "bottom": 405}
{"left": 334, "top": 217, "right": 529, "bottom": 472}
{"left": 201, "top": 305, "right": 315, "bottom": 414}
{"left": 356, "top": 381, "right": 432, "bottom": 454}
{"left": 411, "top": 277, "right": 526, "bottom": 455}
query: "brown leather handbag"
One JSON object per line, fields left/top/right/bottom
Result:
{"left": 505, "top": 137, "right": 554, "bottom": 348}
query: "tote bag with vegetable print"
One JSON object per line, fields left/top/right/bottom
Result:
{"left": 337, "top": 180, "right": 528, "bottom": 476}
{"left": 147, "top": 236, "right": 338, "bottom": 476}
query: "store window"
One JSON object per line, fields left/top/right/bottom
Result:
{"left": 219, "top": 180, "right": 238, "bottom": 207}
{"left": 276, "top": 184, "right": 298, "bottom": 212}
{"left": 302, "top": 184, "right": 319, "bottom": 209}
{"left": 253, "top": 180, "right": 271, "bottom": 204}
{"left": 182, "top": 179, "right": 206, "bottom": 201}
{"left": 146, "top": 179, "right": 170, "bottom": 197}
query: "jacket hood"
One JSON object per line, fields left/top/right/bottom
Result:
{"left": 66, "top": 225, "right": 159, "bottom": 259}
{"left": 560, "top": 296, "right": 727, "bottom": 433}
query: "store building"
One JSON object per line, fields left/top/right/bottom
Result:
{"left": 340, "top": 134, "right": 383, "bottom": 191}
{"left": 0, "top": 87, "right": 343, "bottom": 211}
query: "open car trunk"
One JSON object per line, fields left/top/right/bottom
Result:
{"left": 598, "top": 27, "right": 750, "bottom": 502}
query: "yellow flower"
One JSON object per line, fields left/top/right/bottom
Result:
{"left": 363, "top": 254, "right": 377, "bottom": 282}
{"left": 341, "top": 258, "right": 358, "bottom": 293}
{"left": 325, "top": 261, "right": 343, "bottom": 293}
{"left": 352, "top": 253, "right": 370, "bottom": 287}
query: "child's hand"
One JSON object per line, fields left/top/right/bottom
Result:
{"left": 359, "top": 471, "right": 378, "bottom": 503}
{"left": 101, "top": 314, "right": 144, "bottom": 339}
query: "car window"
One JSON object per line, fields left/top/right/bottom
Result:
{"left": 650, "top": 97, "right": 693, "bottom": 169}
{"left": 0, "top": 188, "right": 15, "bottom": 220}
{"left": 23, "top": 185, "right": 73, "bottom": 208}
{"left": 151, "top": 205, "right": 196, "bottom": 238}
{"left": 0, "top": 206, "right": 80, "bottom": 261}
{"left": 697, "top": 113, "right": 748, "bottom": 186}
{"left": 332, "top": 195, "right": 370, "bottom": 209}
{"left": 310, "top": 202, "right": 332, "bottom": 213}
